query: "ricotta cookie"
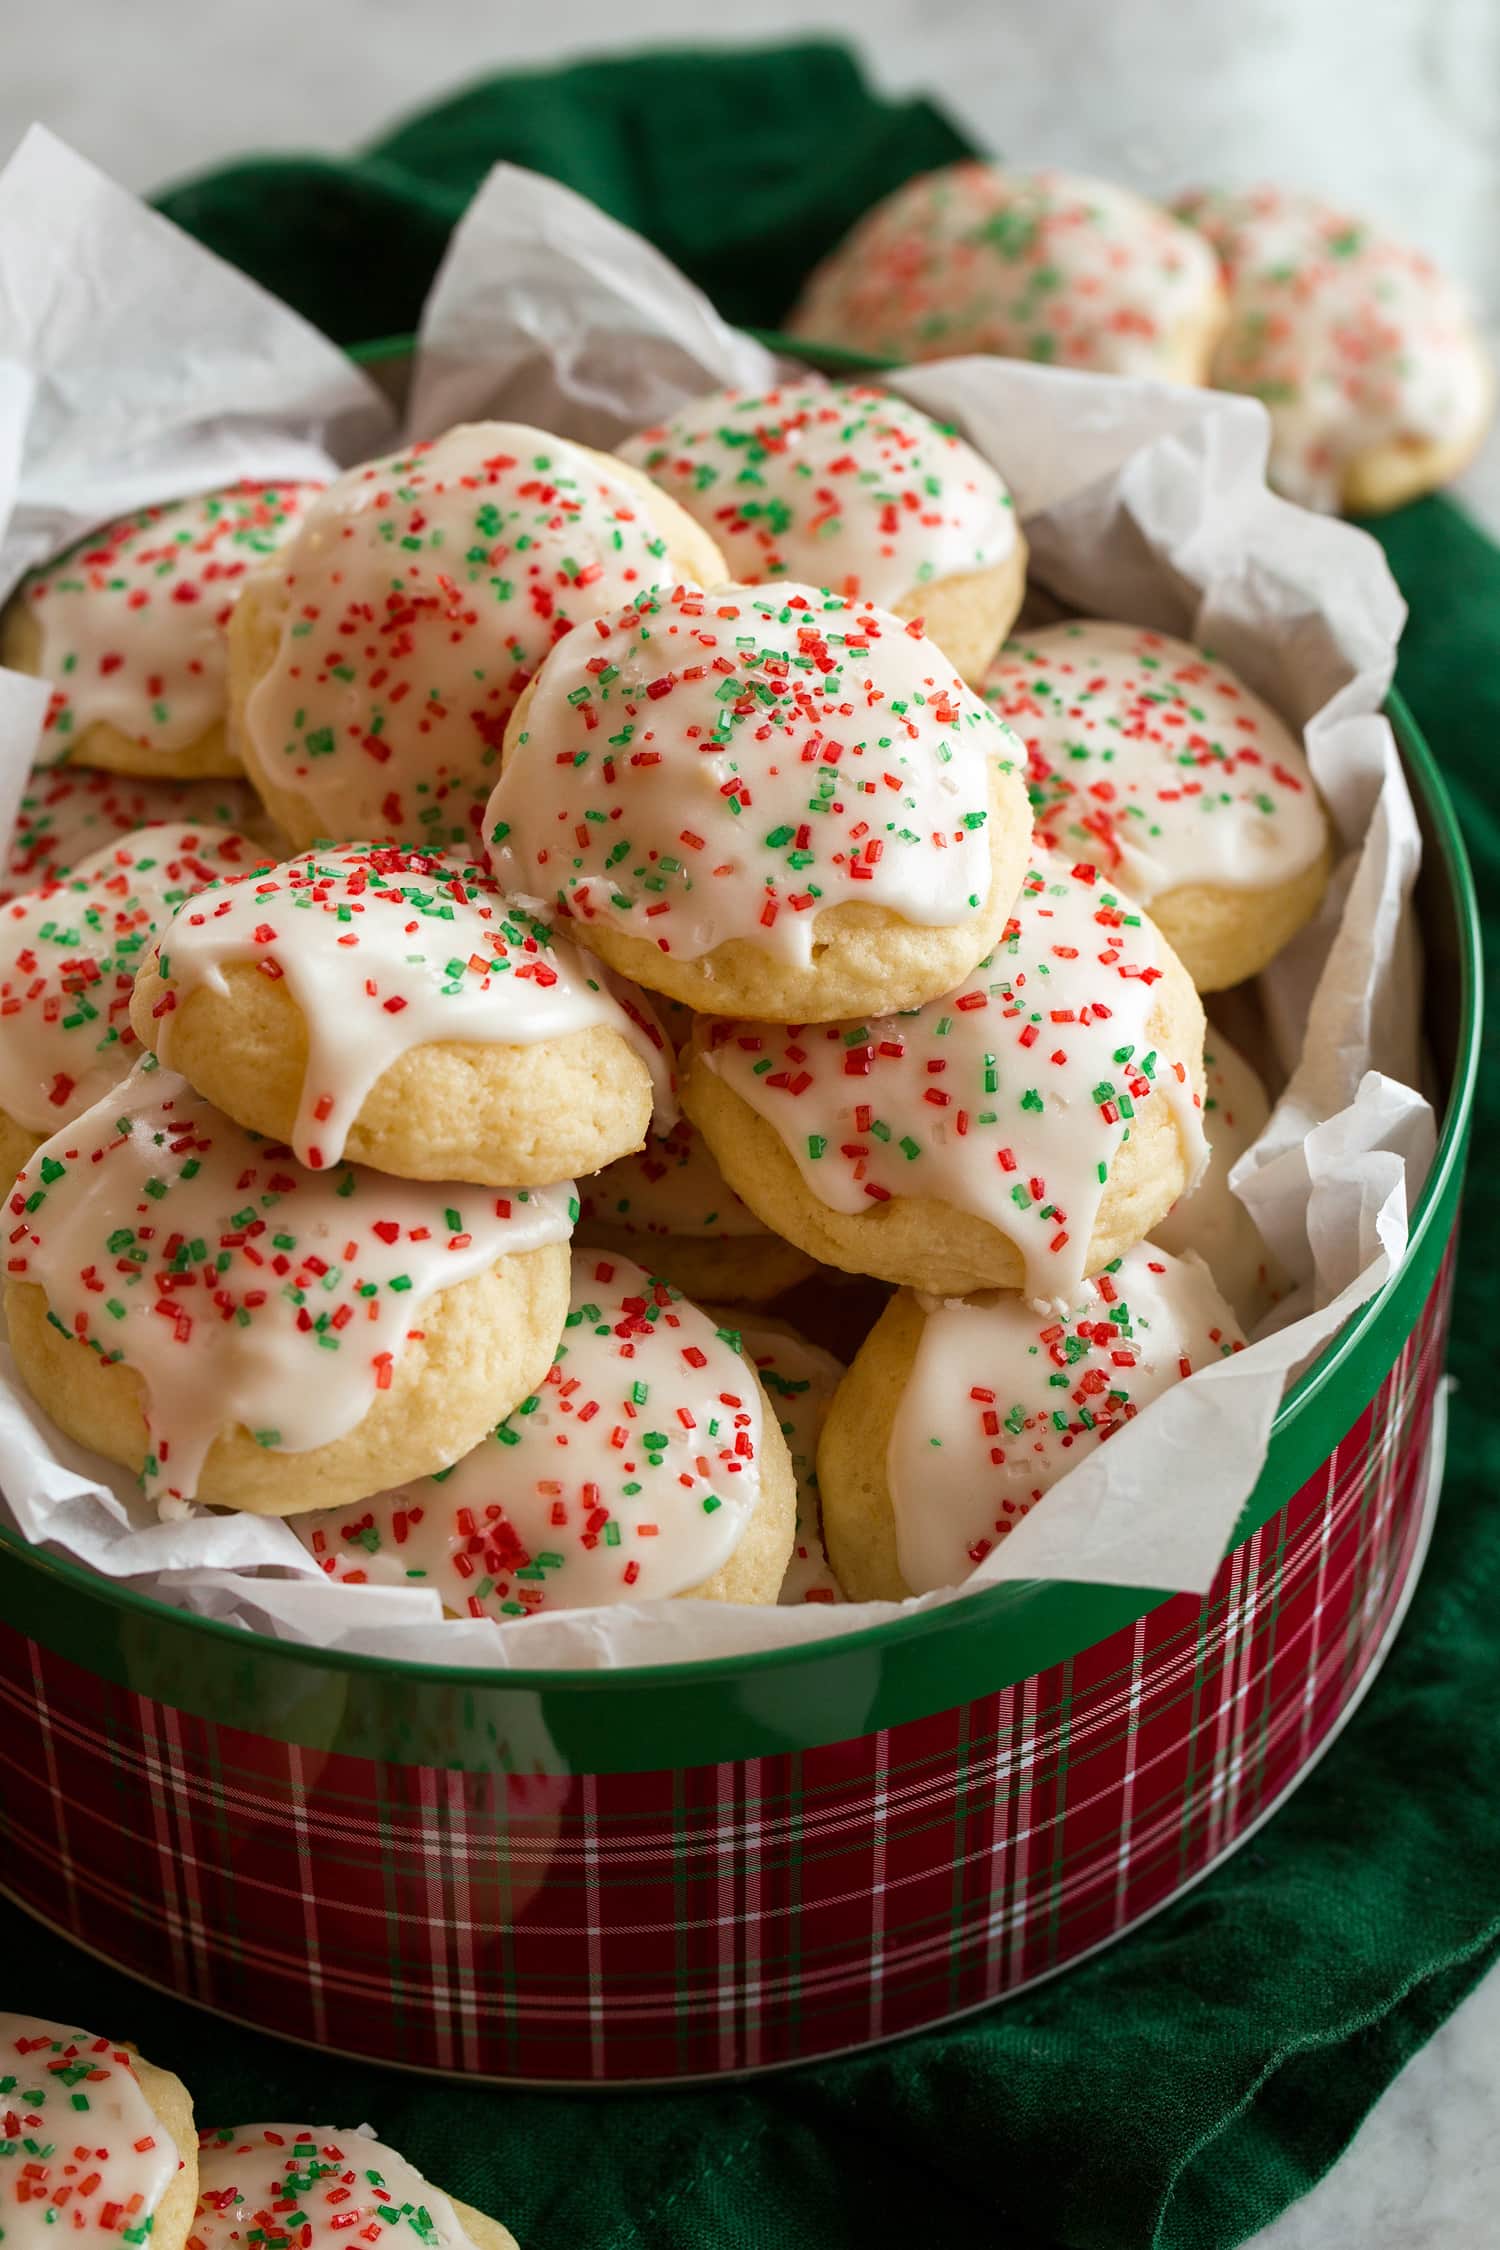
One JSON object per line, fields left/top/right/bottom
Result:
{"left": 189, "top": 2124, "right": 518, "bottom": 2250}
{"left": 130, "top": 842, "right": 672, "bottom": 1182}
{"left": 620, "top": 380, "right": 1026, "bottom": 681}
{"left": 819, "top": 1241, "right": 1244, "bottom": 1599}
{"left": 1, "top": 482, "right": 322, "bottom": 777}
{"left": 5, "top": 1059, "right": 574, "bottom": 1515}
{"left": 577, "top": 1111, "right": 816, "bottom": 1304}
{"left": 228, "top": 425, "right": 726, "bottom": 853}
{"left": 293, "top": 1251, "right": 795, "bottom": 1610}
{"left": 1, "top": 2012, "right": 197, "bottom": 2250}
{"left": 788, "top": 164, "right": 1225, "bottom": 383}
{"left": 986, "top": 620, "right": 1331, "bottom": 989}
{"left": 0, "top": 821, "right": 261, "bottom": 1187}
{"left": 1154, "top": 1021, "right": 1284, "bottom": 1327}
{"left": 1174, "top": 184, "right": 1493, "bottom": 512}
{"left": 487, "top": 580, "right": 1032, "bottom": 1022}
{"left": 683, "top": 855, "right": 1207, "bottom": 1305}
{"left": 1, "top": 767, "right": 276, "bottom": 903}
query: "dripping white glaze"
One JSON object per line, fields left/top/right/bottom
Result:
{"left": 189, "top": 2124, "right": 482, "bottom": 2250}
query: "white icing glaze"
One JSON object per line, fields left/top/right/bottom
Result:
{"left": 486, "top": 581, "right": 1009, "bottom": 967}
{"left": 733, "top": 1319, "right": 845, "bottom": 1606}
{"left": 294, "top": 1250, "right": 764, "bottom": 1612}
{"left": 243, "top": 425, "right": 690, "bottom": 852}
{"left": 1153, "top": 1021, "right": 1283, "bottom": 1327}
{"left": 697, "top": 855, "right": 1206, "bottom": 1305}
{"left": 1175, "top": 185, "right": 1492, "bottom": 510}
{"left": 1, "top": 769, "right": 267, "bottom": 904}
{"left": 148, "top": 842, "right": 674, "bottom": 1169}
{"left": 0, "top": 824, "right": 261, "bottom": 1133}
{"left": 6, "top": 1058, "right": 576, "bottom": 1511}
{"left": 0, "top": 2013, "right": 180, "bottom": 2250}
{"left": 20, "top": 483, "right": 321, "bottom": 762}
{"left": 887, "top": 1242, "right": 1244, "bottom": 1591}
{"left": 190, "top": 2125, "right": 481, "bottom": 2250}
{"left": 789, "top": 164, "right": 1222, "bottom": 378}
{"left": 619, "top": 380, "right": 1017, "bottom": 608}
{"left": 986, "top": 622, "right": 1327, "bottom": 900}
{"left": 577, "top": 1112, "right": 767, "bottom": 1242}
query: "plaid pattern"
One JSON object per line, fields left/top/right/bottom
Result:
{"left": 0, "top": 1250, "right": 1453, "bottom": 2083}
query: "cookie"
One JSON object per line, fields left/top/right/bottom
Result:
{"left": 787, "top": 163, "right": 1225, "bottom": 384}
{"left": 1154, "top": 1021, "right": 1284, "bottom": 1327}
{"left": 723, "top": 1313, "right": 845, "bottom": 1605}
{"left": 130, "top": 842, "right": 672, "bottom": 1182}
{"left": 294, "top": 1250, "right": 795, "bottom": 1610}
{"left": 1174, "top": 185, "right": 1494, "bottom": 513}
{"left": 683, "top": 855, "right": 1207, "bottom": 1305}
{"left": 577, "top": 1110, "right": 816, "bottom": 1305}
{"left": 227, "top": 425, "right": 726, "bottom": 855}
{"left": 5, "top": 1059, "right": 574, "bottom": 1515}
{"left": 189, "top": 2124, "right": 518, "bottom": 2250}
{"left": 819, "top": 1241, "right": 1244, "bottom": 1598}
{"left": 0, "top": 822, "right": 262, "bottom": 1179}
{"left": 986, "top": 621, "right": 1331, "bottom": 990}
{"left": 1, "top": 482, "right": 322, "bottom": 778}
{"left": 1, "top": 768, "right": 279, "bottom": 904}
{"left": 486, "top": 580, "right": 1032, "bottom": 1022}
{"left": 619, "top": 379, "right": 1026, "bottom": 682}
{"left": 1, "top": 2013, "right": 197, "bottom": 2250}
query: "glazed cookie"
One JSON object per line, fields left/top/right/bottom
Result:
{"left": 1, "top": 2012, "right": 197, "bottom": 2250}
{"left": 819, "top": 1241, "right": 1244, "bottom": 1599}
{"left": 190, "top": 2123, "right": 518, "bottom": 2250}
{"left": 986, "top": 621, "right": 1331, "bottom": 990}
{"left": 130, "top": 842, "right": 672, "bottom": 1182}
{"left": 0, "top": 821, "right": 262, "bottom": 1188}
{"left": 294, "top": 1251, "right": 795, "bottom": 1611}
{"left": 228, "top": 424, "right": 727, "bottom": 854}
{"left": 577, "top": 1111, "right": 816, "bottom": 1305}
{"left": 683, "top": 855, "right": 1207, "bottom": 1306}
{"left": 1174, "top": 185, "right": 1493, "bottom": 513}
{"left": 1, "top": 482, "right": 322, "bottom": 778}
{"left": 787, "top": 163, "right": 1225, "bottom": 383}
{"left": 619, "top": 380, "right": 1026, "bottom": 682}
{"left": 1154, "top": 1021, "right": 1284, "bottom": 1328}
{"left": 5, "top": 1059, "right": 574, "bottom": 1515}
{"left": 726, "top": 1314, "right": 845, "bottom": 1605}
{"left": 486, "top": 581, "right": 1032, "bottom": 1022}
{"left": 1, "top": 767, "right": 279, "bottom": 904}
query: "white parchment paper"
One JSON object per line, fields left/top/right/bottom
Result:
{"left": 0, "top": 155, "right": 1439, "bottom": 1666}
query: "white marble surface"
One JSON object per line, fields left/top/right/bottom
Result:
{"left": 1, "top": 6, "right": 1495, "bottom": 2243}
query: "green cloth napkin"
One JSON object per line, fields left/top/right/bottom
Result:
{"left": 10, "top": 44, "right": 1498, "bottom": 2250}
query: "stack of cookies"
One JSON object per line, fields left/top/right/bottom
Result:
{"left": 0, "top": 2010, "right": 521, "bottom": 2250}
{"left": 0, "top": 393, "right": 1334, "bottom": 1616}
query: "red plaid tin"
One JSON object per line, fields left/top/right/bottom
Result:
{"left": 0, "top": 690, "right": 1480, "bottom": 2084}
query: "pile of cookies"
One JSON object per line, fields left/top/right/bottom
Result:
{"left": 0, "top": 387, "right": 1334, "bottom": 1617}
{"left": 787, "top": 167, "right": 1493, "bottom": 516}
{"left": 0, "top": 2011, "right": 521, "bottom": 2250}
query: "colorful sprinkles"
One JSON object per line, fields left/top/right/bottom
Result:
{"left": 16, "top": 482, "right": 320, "bottom": 758}
{"left": 886, "top": 1241, "right": 1245, "bottom": 1591}
{"left": 620, "top": 380, "right": 1016, "bottom": 608}
{"left": 698, "top": 855, "right": 1206, "bottom": 1303}
{"left": 734, "top": 1320, "right": 846, "bottom": 1606}
{"left": 486, "top": 579, "right": 1009, "bottom": 966}
{"left": 0, "top": 769, "right": 266, "bottom": 906}
{"left": 0, "top": 2012, "right": 179, "bottom": 2250}
{"left": 789, "top": 163, "right": 1222, "bottom": 378}
{"left": 294, "top": 1251, "right": 763, "bottom": 1612}
{"left": 5, "top": 1058, "right": 576, "bottom": 1512}
{"left": 189, "top": 2125, "right": 481, "bottom": 2250}
{"left": 985, "top": 621, "right": 1327, "bottom": 900}
{"left": 242, "top": 425, "right": 691, "bottom": 851}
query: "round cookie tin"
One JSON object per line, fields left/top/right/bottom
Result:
{"left": 0, "top": 346, "right": 1480, "bottom": 2086}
